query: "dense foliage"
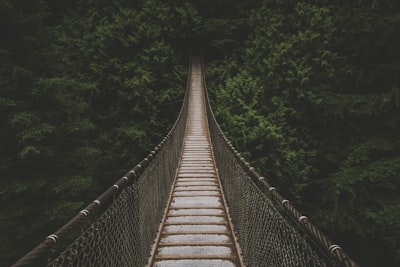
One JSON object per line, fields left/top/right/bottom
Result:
{"left": 0, "top": 0, "right": 197, "bottom": 265}
{"left": 207, "top": 1, "right": 400, "bottom": 266}
{"left": 0, "top": 0, "right": 399, "bottom": 266}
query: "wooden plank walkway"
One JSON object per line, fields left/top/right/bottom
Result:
{"left": 148, "top": 58, "right": 244, "bottom": 267}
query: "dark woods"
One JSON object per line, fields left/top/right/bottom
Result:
{"left": 0, "top": 0, "right": 399, "bottom": 266}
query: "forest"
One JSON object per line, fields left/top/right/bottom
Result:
{"left": 0, "top": 0, "right": 399, "bottom": 266}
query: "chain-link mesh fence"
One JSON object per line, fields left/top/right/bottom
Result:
{"left": 13, "top": 57, "right": 358, "bottom": 267}
{"left": 48, "top": 142, "right": 181, "bottom": 267}
{"left": 203, "top": 58, "right": 357, "bottom": 267}
{"left": 206, "top": 111, "right": 325, "bottom": 266}
{"left": 209, "top": 133, "right": 326, "bottom": 266}
{"left": 12, "top": 60, "right": 192, "bottom": 267}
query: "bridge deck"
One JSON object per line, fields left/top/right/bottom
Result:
{"left": 148, "top": 58, "right": 243, "bottom": 267}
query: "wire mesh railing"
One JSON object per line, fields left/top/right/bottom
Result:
{"left": 202, "top": 58, "right": 358, "bottom": 267}
{"left": 12, "top": 59, "right": 192, "bottom": 267}
{"left": 13, "top": 56, "right": 359, "bottom": 267}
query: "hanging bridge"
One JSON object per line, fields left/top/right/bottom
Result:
{"left": 13, "top": 57, "right": 358, "bottom": 267}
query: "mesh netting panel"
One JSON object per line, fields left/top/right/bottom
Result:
{"left": 40, "top": 68, "right": 189, "bottom": 267}
{"left": 48, "top": 135, "right": 181, "bottom": 267}
{"left": 9, "top": 58, "right": 191, "bottom": 267}
{"left": 14, "top": 58, "right": 356, "bottom": 267}
{"left": 214, "top": 140, "right": 325, "bottom": 266}
{"left": 210, "top": 119, "right": 325, "bottom": 266}
{"left": 13, "top": 59, "right": 190, "bottom": 267}
{"left": 206, "top": 105, "right": 327, "bottom": 267}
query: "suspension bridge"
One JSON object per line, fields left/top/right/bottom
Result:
{"left": 13, "top": 57, "right": 358, "bottom": 267}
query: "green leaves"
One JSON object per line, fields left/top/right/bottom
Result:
{"left": 18, "top": 146, "right": 40, "bottom": 159}
{"left": 1, "top": 0, "right": 398, "bottom": 265}
{"left": 1, "top": 0, "right": 191, "bottom": 264}
{"left": 0, "top": 97, "right": 16, "bottom": 111}
{"left": 16, "top": 123, "right": 55, "bottom": 144}
{"left": 51, "top": 176, "right": 97, "bottom": 198}
{"left": 212, "top": 70, "right": 315, "bottom": 198}
{"left": 10, "top": 112, "right": 38, "bottom": 129}
{"left": 208, "top": 1, "right": 400, "bottom": 265}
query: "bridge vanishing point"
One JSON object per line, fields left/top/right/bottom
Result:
{"left": 13, "top": 57, "right": 358, "bottom": 267}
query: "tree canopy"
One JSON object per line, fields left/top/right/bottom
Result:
{"left": 1, "top": 0, "right": 399, "bottom": 266}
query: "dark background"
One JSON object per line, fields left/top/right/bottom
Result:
{"left": 1, "top": 0, "right": 399, "bottom": 266}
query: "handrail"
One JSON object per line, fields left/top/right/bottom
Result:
{"left": 201, "top": 56, "right": 358, "bottom": 267}
{"left": 12, "top": 56, "right": 359, "bottom": 267}
{"left": 12, "top": 56, "right": 192, "bottom": 267}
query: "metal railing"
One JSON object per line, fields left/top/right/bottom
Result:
{"left": 12, "top": 58, "right": 192, "bottom": 267}
{"left": 13, "top": 56, "right": 358, "bottom": 267}
{"left": 202, "top": 57, "right": 358, "bottom": 267}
